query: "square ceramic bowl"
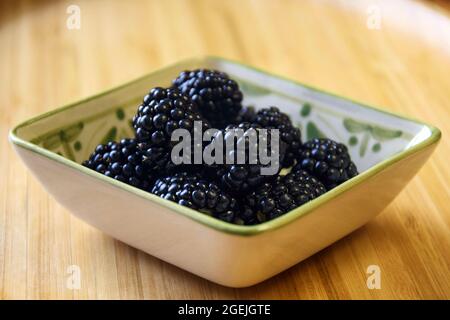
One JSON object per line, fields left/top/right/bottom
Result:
{"left": 10, "top": 56, "right": 441, "bottom": 288}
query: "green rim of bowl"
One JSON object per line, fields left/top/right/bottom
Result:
{"left": 9, "top": 56, "right": 442, "bottom": 236}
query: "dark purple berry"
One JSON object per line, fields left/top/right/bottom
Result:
{"left": 151, "top": 172, "right": 238, "bottom": 222}
{"left": 82, "top": 139, "right": 154, "bottom": 191}
{"left": 243, "top": 170, "right": 326, "bottom": 222}
{"left": 173, "top": 69, "right": 243, "bottom": 128}
{"left": 293, "top": 138, "right": 358, "bottom": 190}
{"left": 253, "top": 107, "right": 302, "bottom": 167}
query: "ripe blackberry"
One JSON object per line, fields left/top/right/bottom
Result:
{"left": 133, "top": 87, "right": 208, "bottom": 144}
{"left": 293, "top": 138, "right": 359, "bottom": 190}
{"left": 133, "top": 87, "right": 209, "bottom": 170}
{"left": 82, "top": 139, "right": 154, "bottom": 190}
{"left": 205, "top": 122, "right": 285, "bottom": 193}
{"left": 253, "top": 107, "right": 302, "bottom": 167}
{"left": 244, "top": 170, "right": 326, "bottom": 222}
{"left": 151, "top": 172, "right": 238, "bottom": 222}
{"left": 173, "top": 69, "right": 243, "bottom": 128}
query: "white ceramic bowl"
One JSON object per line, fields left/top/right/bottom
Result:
{"left": 10, "top": 56, "right": 440, "bottom": 287}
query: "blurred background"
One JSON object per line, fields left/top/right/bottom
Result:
{"left": 0, "top": 0, "right": 449, "bottom": 299}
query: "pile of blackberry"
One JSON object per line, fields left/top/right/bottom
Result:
{"left": 82, "top": 69, "right": 359, "bottom": 225}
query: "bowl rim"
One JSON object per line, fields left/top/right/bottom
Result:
{"left": 9, "top": 55, "right": 442, "bottom": 236}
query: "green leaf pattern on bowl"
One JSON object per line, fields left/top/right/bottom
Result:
{"left": 31, "top": 105, "right": 136, "bottom": 162}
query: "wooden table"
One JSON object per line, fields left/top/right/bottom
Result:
{"left": 1, "top": 0, "right": 449, "bottom": 300}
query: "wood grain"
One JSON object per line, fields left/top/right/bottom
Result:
{"left": 1, "top": 0, "right": 449, "bottom": 299}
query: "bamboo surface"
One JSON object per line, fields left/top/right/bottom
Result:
{"left": 0, "top": 0, "right": 449, "bottom": 299}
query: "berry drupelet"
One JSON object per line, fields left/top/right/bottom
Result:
{"left": 172, "top": 69, "right": 243, "bottom": 128}
{"left": 293, "top": 138, "right": 358, "bottom": 190}
{"left": 151, "top": 172, "right": 238, "bottom": 223}
{"left": 82, "top": 139, "right": 154, "bottom": 190}
{"left": 244, "top": 170, "right": 326, "bottom": 222}
{"left": 253, "top": 107, "right": 302, "bottom": 168}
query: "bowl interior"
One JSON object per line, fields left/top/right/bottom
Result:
{"left": 14, "top": 57, "right": 432, "bottom": 172}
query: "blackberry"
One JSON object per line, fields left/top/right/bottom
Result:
{"left": 244, "top": 170, "right": 326, "bottom": 222}
{"left": 293, "top": 138, "right": 358, "bottom": 190}
{"left": 82, "top": 139, "right": 154, "bottom": 190}
{"left": 133, "top": 86, "right": 208, "bottom": 144}
{"left": 132, "top": 87, "right": 209, "bottom": 170}
{"left": 205, "top": 122, "right": 285, "bottom": 193}
{"left": 151, "top": 172, "right": 238, "bottom": 223}
{"left": 253, "top": 107, "right": 302, "bottom": 167}
{"left": 173, "top": 69, "right": 243, "bottom": 128}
